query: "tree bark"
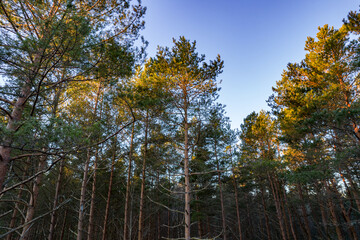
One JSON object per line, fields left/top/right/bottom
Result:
{"left": 77, "top": 149, "right": 91, "bottom": 240}
{"left": 232, "top": 173, "right": 243, "bottom": 240}
{"left": 87, "top": 148, "right": 99, "bottom": 240}
{"left": 215, "top": 142, "right": 227, "bottom": 240}
{"left": 324, "top": 181, "right": 343, "bottom": 240}
{"left": 48, "top": 159, "right": 65, "bottom": 240}
{"left": 123, "top": 122, "right": 135, "bottom": 240}
{"left": 282, "top": 187, "right": 297, "bottom": 240}
{"left": 296, "top": 184, "right": 312, "bottom": 240}
{"left": 138, "top": 112, "right": 149, "bottom": 240}
{"left": 184, "top": 105, "right": 191, "bottom": 240}
{"left": 0, "top": 80, "right": 32, "bottom": 191}
{"left": 268, "top": 174, "right": 287, "bottom": 240}
{"left": 260, "top": 186, "right": 271, "bottom": 240}
{"left": 20, "top": 154, "right": 47, "bottom": 240}
{"left": 102, "top": 139, "right": 117, "bottom": 240}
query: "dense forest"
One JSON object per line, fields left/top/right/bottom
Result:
{"left": 0, "top": 1, "right": 360, "bottom": 240}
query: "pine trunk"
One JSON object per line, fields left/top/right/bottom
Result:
{"left": 77, "top": 149, "right": 91, "bottom": 240}
{"left": 123, "top": 122, "right": 135, "bottom": 240}
{"left": 48, "top": 160, "right": 65, "bottom": 240}
{"left": 215, "top": 143, "right": 227, "bottom": 240}
{"left": 184, "top": 106, "right": 191, "bottom": 240}
{"left": 20, "top": 154, "right": 47, "bottom": 240}
{"left": 102, "top": 139, "right": 117, "bottom": 240}
{"left": 138, "top": 112, "right": 149, "bottom": 240}
{"left": 268, "top": 174, "right": 287, "bottom": 240}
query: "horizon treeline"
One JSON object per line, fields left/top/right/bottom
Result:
{"left": 0, "top": 1, "right": 360, "bottom": 240}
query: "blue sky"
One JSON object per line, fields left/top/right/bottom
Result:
{"left": 141, "top": 0, "right": 359, "bottom": 129}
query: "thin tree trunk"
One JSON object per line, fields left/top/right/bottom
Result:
{"left": 183, "top": 104, "right": 191, "bottom": 240}
{"left": 215, "top": 142, "right": 226, "bottom": 240}
{"left": 268, "top": 174, "right": 287, "bottom": 240}
{"left": 123, "top": 122, "right": 135, "bottom": 240}
{"left": 77, "top": 149, "right": 91, "bottom": 240}
{"left": 330, "top": 178, "right": 358, "bottom": 240}
{"left": 87, "top": 148, "right": 99, "bottom": 240}
{"left": 20, "top": 153, "right": 47, "bottom": 240}
{"left": 102, "top": 139, "right": 117, "bottom": 240}
{"left": 260, "top": 187, "right": 271, "bottom": 240}
{"left": 60, "top": 208, "right": 67, "bottom": 240}
{"left": 6, "top": 159, "right": 30, "bottom": 240}
{"left": 195, "top": 194, "right": 202, "bottom": 238}
{"left": 138, "top": 112, "right": 149, "bottom": 240}
{"left": 282, "top": 187, "right": 297, "bottom": 240}
{"left": 232, "top": 173, "right": 243, "bottom": 240}
{"left": 48, "top": 160, "right": 65, "bottom": 240}
{"left": 296, "top": 184, "right": 312, "bottom": 240}
{"left": 346, "top": 172, "right": 360, "bottom": 211}
{"left": 6, "top": 188, "right": 24, "bottom": 240}
{"left": 324, "top": 181, "right": 343, "bottom": 240}
{"left": 87, "top": 82, "right": 102, "bottom": 240}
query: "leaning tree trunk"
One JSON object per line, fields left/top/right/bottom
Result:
{"left": 0, "top": 77, "right": 32, "bottom": 192}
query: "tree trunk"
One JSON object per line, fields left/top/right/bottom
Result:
{"left": 20, "top": 154, "right": 47, "bottom": 240}
{"left": 138, "top": 112, "right": 149, "bottom": 240}
{"left": 0, "top": 79, "right": 32, "bottom": 191}
{"left": 324, "top": 181, "right": 343, "bottom": 240}
{"left": 87, "top": 82, "right": 102, "bottom": 240}
{"left": 260, "top": 187, "right": 271, "bottom": 240}
{"left": 330, "top": 178, "right": 358, "bottom": 240}
{"left": 282, "top": 187, "right": 297, "bottom": 240}
{"left": 102, "top": 139, "right": 117, "bottom": 240}
{"left": 296, "top": 184, "right": 312, "bottom": 240}
{"left": 6, "top": 159, "right": 30, "bottom": 240}
{"left": 268, "top": 174, "right": 287, "bottom": 240}
{"left": 123, "top": 122, "right": 135, "bottom": 240}
{"left": 60, "top": 208, "right": 67, "bottom": 240}
{"left": 184, "top": 106, "right": 191, "bottom": 240}
{"left": 77, "top": 149, "right": 91, "bottom": 240}
{"left": 87, "top": 148, "right": 99, "bottom": 240}
{"left": 215, "top": 142, "right": 227, "bottom": 240}
{"left": 232, "top": 174, "right": 243, "bottom": 240}
{"left": 48, "top": 159, "right": 65, "bottom": 240}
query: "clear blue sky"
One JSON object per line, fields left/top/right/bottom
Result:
{"left": 141, "top": 0, "right": 359, "bottom": 129}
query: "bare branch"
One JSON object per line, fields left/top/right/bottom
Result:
{"left": 0, "top": 106, "right": 12, "bottom": 119}
{"left": 147, "top": 196, "right": 184, "bottom": 215}
{"left": 0, "top": 157, "right": 64, "bottom": 196}
{"left": 0, "top": 97, "right": 15, "bottom": 106}
{"left": 0, "top": 198, "right": 71, "bottom": 238}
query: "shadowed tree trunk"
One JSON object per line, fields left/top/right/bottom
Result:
{"left": 77, "top": 149, "right": 91, "bottom": 240}
{"left": 215, "top": 142, "right": 226, "bottom": 240}
{"left": 102, "top": 139, "right": 117, "bottom": 240}
{"left": 20, "top": 154, "right": 47, "bottom": 240}
{"left": 138, "top": 112, "right": 149, "bottom": 240}
{"left": 48, "top": 160, "right": 65, "bottom": 240}
{"left": 124, "top": 122, "right": 135, "bottom": 240}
